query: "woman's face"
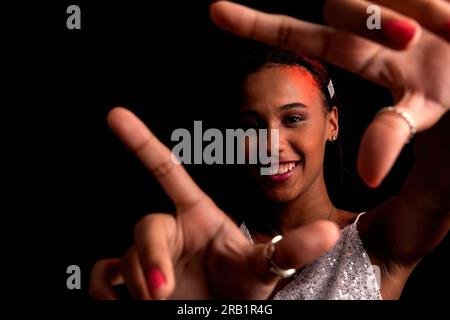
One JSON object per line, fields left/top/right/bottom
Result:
{"left": 239, "top": 64, "right": 338, "bottom": 202}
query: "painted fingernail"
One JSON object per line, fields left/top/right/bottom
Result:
{"left": 147, "top": 268, "right": 165, "bottom": 291}
{"left": 384, "top": 20, "right": 417, "bottom": 49}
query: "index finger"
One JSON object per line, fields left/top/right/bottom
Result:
{"left": 209, "top": 1, "right": 385, "bottom": 78}
{"left": 107, "top": 107, "right": 207, "bottom": 210}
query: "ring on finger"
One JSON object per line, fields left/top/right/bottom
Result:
{"left": 264, "top": 235, "right": 297, "bottom": 279}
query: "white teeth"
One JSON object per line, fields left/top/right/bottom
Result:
{"left": 275, "top": 162, "right": 297, "bottom": 175}
{"left": 265, "top": 161, "right": 299, "bottom": 175}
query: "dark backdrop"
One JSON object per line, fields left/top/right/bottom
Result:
{"left": 1, "top": 1, "right": 448, "bottom": 301}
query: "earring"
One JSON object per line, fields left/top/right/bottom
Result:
{"left": 332, "top": 135, "right": 337, "bottom": 141}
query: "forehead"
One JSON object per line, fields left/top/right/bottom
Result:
{"left": 240, "top": 65, "right": 323, "bottom": 111}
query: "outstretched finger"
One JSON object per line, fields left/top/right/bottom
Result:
{"left": 210, "top": 1, "right": 387, "bottom": 82}
{"left": 107, "top": 107, "right": 208, "bottom": 211}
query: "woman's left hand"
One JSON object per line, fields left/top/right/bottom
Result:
{"left": 210, "top": 0, "right": 450, "bottom": 188}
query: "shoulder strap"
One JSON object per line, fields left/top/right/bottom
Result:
{"left": 353, "top": 212, "right": 366, "bottom": 225}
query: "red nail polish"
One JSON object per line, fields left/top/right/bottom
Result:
{"left": 147, "top": 268, "right": 165, "bottom": 291}
{"left": 384, "top": 20, "right": 417, "bottom": 49}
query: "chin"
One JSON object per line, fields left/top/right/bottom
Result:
{"left": 262, "top": 187, "right": 300, "bottom": 203}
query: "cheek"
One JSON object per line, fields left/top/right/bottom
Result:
{"left": 306, "top": 133, "right": 326, "bottom": 152}
{"left": 290, "top": 125, "right": 326, "bottom": 155}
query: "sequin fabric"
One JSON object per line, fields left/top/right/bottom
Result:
{"left": 239, "top": 213, "right": 382, "bottom": 300}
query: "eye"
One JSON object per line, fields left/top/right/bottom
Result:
{"left": 283, "top": 115, "right": 305, "bottom": 126}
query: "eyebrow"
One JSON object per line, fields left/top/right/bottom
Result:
{"left": 279, "top": 102, "right": 308, "bottom": 111}
{"left": 239, "top": 102, "right": 308, "bottom": 117}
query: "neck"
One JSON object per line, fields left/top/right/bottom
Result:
{"left": 268, "top": 173, "right": 335, "bottom": 235}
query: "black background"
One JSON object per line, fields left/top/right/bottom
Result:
{"left": 1, "top": 1, "right": 448, "bottom": 302}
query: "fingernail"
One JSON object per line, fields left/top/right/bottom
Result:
{"left": 384, "top": 20, "right": 417, "bottom": 49}
{"left": 147, "top": 268, "right": 165, "bottom": 291}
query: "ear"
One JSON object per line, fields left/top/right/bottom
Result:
{"left": 327, "top": 106, "right": 339, "bottom": 142}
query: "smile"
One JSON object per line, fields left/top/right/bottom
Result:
{"left": 265, "top": 160, "right": 302, "bottom": 182}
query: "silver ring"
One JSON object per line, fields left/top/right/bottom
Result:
{"left": 375, "top": 106, "right": 417, "bottom": 143}
{"left": 264, "top": 235, "right": 296, "bottom": 278}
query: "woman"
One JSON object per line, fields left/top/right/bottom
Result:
{"left": 89, "top": 1, "right": 450, "bottom": 300}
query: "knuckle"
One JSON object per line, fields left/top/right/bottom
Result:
{"left": 275, "top": 16, "right": 293, "bottom": 48}
{"left": 133, "top": 136, "right": 152, "bottom": 155}
{"left": 149, "top": 160, "right": 176, "bottom": 180}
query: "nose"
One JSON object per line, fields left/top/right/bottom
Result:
{"left": 265, "top": 125, "right": 286, "bottom": 158}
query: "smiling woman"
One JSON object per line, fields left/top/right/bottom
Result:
{"left": 235, "top": 49, "right": 343, "bottom": 205}
{"left": 88, "top": 0, "right": 450, "bottom": 301}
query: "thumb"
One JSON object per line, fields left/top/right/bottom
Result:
{"left": 357, "top": 108, "right": 412, "bottom": 188}
{"left": 249, "top": 220, "right": 340, "bottom": 285}
{"left": 358, "top": 94, "right": 447, "bottom": 188}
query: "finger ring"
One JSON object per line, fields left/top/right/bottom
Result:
{"left": 264, "top": 235, "right": 296, "bottom": 278}
{"left": 375, "top": 106, "right": 417, "bottom": 143}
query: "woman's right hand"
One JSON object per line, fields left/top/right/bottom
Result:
{"left": 88, "top": 107, "right": 339, "bottom": 300}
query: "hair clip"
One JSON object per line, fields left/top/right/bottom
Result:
{"left": 327, "top": 80, "right": 335, "bottom": 99}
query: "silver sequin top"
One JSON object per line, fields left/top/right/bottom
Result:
{"left": 240, "top": 212, "right": 382, "bottom": 300}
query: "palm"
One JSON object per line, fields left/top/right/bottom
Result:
{"left": 382, "top": 31, "right": 450, "bottom": 106}
{"left": 172, "top": 208, "right": 274, "bottom": 299}
{"left": 168, "top": 204, "right": 265, "bottom": 299}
